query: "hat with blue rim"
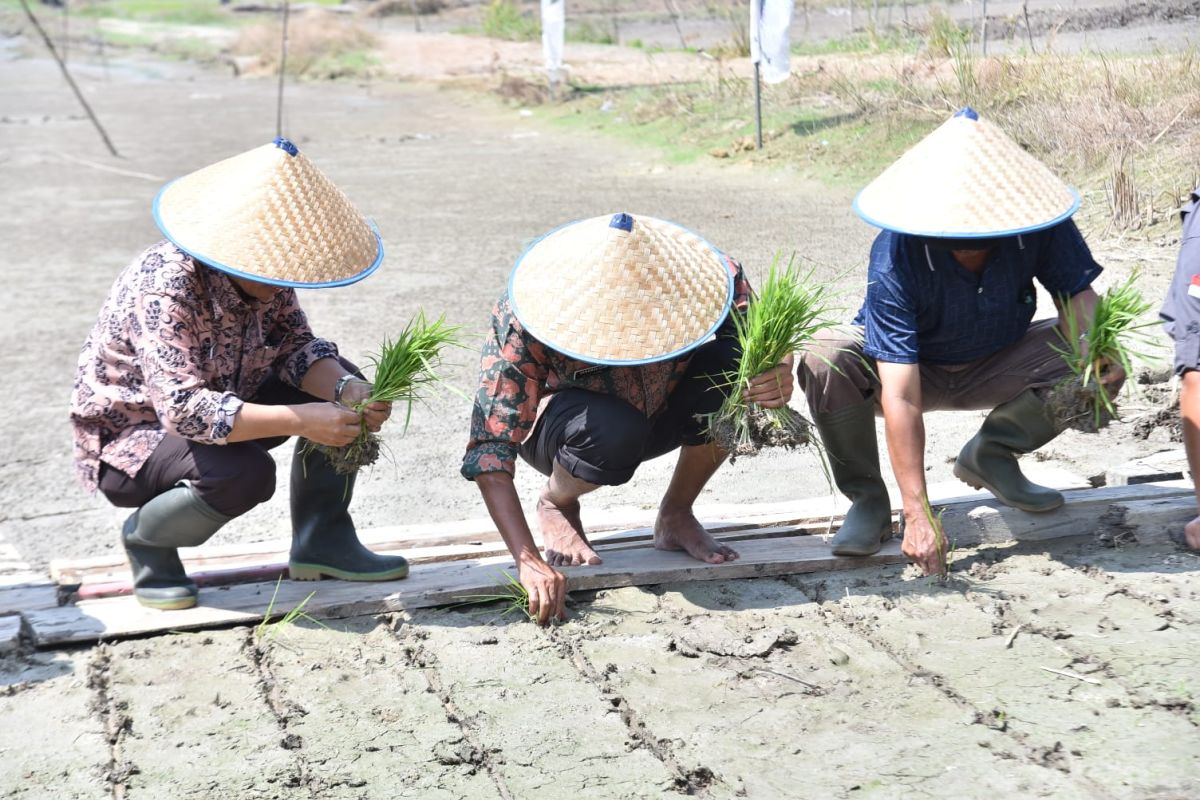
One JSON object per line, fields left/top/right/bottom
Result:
{"left": 853, "top": 108, "right": 1080, "bottom": 239}
{"left": 153, "top": 137, "right": 383, "bottom": 288}
{"left": 508, "top": 213, "right": 734, "bottom": 365}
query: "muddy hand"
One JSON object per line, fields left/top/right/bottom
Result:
{"left": 1097, "top": 357, "right": 1126, "bottom": 400}
{"left": 518, "top": 558, "right": 568, "bottom": 625}
{"left": 743, "top": 353, "right": 795, "bottom": 409}
{"left": 901, "top": 510, "right": 947, "bottom": 577}
{"left": 360, "top": 401, "right": 392, "bottom": 433}
{"left": 1185, "top": 515, "right": 1200, "bottom": 551}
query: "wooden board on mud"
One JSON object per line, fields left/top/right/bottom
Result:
{"left": 18, "top": 479, "right": 1188, "bottom": 647}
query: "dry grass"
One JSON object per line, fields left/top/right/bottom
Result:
{"left": 234, "top": 10, "right": 379, "bottom": 79}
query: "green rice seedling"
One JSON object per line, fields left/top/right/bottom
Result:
{"left": 707, "top": 255, "right": 839, "bottom": 458}
{"left": 310, "top": 310, "right": 463, "bottom": 475}
{"left": 1048, "top": 274, "right": 1159, "bottom": 433}
{"left": 920, "top": 494, "right": 951, "bottom": 582}
{"left": 451, "top": 571, "right": 535, "bottom": 622}
{"left": 254, "top": 577, "right": 323, "bottom": 643}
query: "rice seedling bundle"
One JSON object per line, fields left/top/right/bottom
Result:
{"left": 707, "top": 256, "right": 838, "bottom": 458}
{"left": 1047, "top": 274, "right": 1158, "bottom": 433}
{"left": 310, "top": 311, "right": 462, "bottom": 475}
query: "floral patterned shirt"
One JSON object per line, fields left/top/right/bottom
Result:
{"left": 462, "top": 256, "right": 751, "bottom": 480}
{"left": 70, "top": 241, "right": 338, "bottom": 492}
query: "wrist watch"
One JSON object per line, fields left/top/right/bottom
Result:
{"left": 333, "top": 374, "right": 356, "bottom": 405}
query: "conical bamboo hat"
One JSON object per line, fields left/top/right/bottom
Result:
{"left": 853, "top": 108, "right": 1079, "bottom": 238}
{"left": 153, "top": 138, "right": 383, "bottom": 287}
{"left": 509, "top": 213, "right": 734, "bottom": 365}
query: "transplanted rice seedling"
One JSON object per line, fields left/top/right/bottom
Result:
{"left": 921, "top": 494, "right": 951, "bottom": 582}
{"left": 310, "top": 311, "right": 463, "bottom": 475}
{"left": 1048, "top": 274, "right": 1158, "bottom": 433}
{"left": 451, "top": 571, "right": 535, "bottom": 622}
{"left": 707, "top": 255, "right": 838, "bottom": 458}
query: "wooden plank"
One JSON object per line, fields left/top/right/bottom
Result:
{"left": 0, "top": 580, "right": 59, "bottom": 615}
{"left": 1098, "top": 496, "right": 1195, "bottom": 546}
{"left": 1105, "top": 448, "right": 1188, "bottom": 487}
{"left": 25, "top": 534, "right": 909, "bottom": 646}
{"left": 48, "top": 470, "right": 1088, "bottom": 586}
{"left": 938, "top": 481, "right": 1193, "bottom": 546}
{"left": 0, "top": 614, "right": 21, "bottom": 654}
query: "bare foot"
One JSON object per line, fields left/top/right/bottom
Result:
{"left": 537, "top": 493, "right": 602, "bottom": 567}
{"left": 654, "top": 505, "right": 739, "bottom": 564}
{"left": 1185, "top": 516, "right": 1200, "bottom": 550}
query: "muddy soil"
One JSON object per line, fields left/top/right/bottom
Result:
{"left": 2, "top": 536, "right": 1197, "bottom": 798}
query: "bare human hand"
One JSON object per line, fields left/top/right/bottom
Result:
{"left": 743, "top": 353, "right": 795, "bottom": 409}
{"left": 517, "top": 557, "right": 568, "bottom": 626}
{"left": 296, "top": 402, "right": 362, "bottom": 447}
{"left": 901, "top": 508, "right": 948, "bottom": 577}
{"left": 337, "top": 377, "right": 392, "bottom": 432}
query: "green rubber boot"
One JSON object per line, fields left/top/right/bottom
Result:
{"left": 288, "top": 440, "right": 410, "bottom": 582}
{"left": 953, "top": 389, "right": 1064, "bottom": 512}
{"left": 815, "top": 400, "right": 894, "bottom": 557}
{"left": 122, "top": 483, "right": 232, "bottom": 610}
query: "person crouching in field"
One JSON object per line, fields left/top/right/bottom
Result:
{"left": 70, "top": 138, "right": 409, "bottom": 611}
{"left": 462, "top": 213, "right": 793, "bottom": 624}
{"left": 1159, "top": 187, "right": 1200, "bottom": 551}
{"left": 797, "top": 108, "right": 1124, "bottom": 575}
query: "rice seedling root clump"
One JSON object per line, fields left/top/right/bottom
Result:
{"left": 710, "top": 405, "right": 814, "bottom": 460}
{"left": 1045, "top": 379, "right": 1116, "bottom": 434}
{"left": 308, "top": 433, "right": 383, "bottom": 475}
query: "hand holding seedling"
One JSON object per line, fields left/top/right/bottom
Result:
{"left": 742, "top": 353, "right": 795, "bottom": 409}
{"left": 337, "top": 377, "right": 393, "bottom": 432}
{"left": 901, "top": 499, "right": 949, "bottom": 579}
{"left": 517, "top": 557, "right": 568, "bottom": 625}
{"left": 295, "top": 402, "right": 363, "bottom": 448}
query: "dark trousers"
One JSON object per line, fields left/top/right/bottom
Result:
{"left": 519, "top": 338, "right": 739, "bottom": 486}
{"left": 98, "top": 359, "right": 357, "bottom": 517}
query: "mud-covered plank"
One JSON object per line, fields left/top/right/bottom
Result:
{"left": 27, "top": 536, "right": 908, "bottom": 645}
{"left": 0, "top": 651, "right": 110, "bottom": 799}
{"left": 106, "top": 631, "right": 298, "bottom": 797}
{"left": 571, "top": 580, "right": 1091, "bottom": 798}
{"left": 406, "top": 607, "right": 679, "bottom": 798}
{"left": 261, "top": 617, "right": 500, "bottom": 799}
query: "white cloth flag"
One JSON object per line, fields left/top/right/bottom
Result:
{"left": 750, "top": 0, "right": 794, "bottom": 84}
{"left": 541, "top": 0, "right": 565, "bottom": 75}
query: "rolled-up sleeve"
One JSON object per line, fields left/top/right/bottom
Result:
{"left": 270, "top": 292, "right": 340, "bottom": 388}
{"left": 134, "top": 292, "right": 243, "bottom": 444}
{"left": 461, "top": 297, "right": 549, "bottom": 481}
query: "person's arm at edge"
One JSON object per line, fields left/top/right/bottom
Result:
{"left": 878, "top": 360, "right": 944, "bottom": 575}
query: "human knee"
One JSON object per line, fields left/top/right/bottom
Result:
{"left": 195, "top": 444, "right": 277, "bottom": 517}
{"left": 561, "top": 401, "right": 649, "bottom": 484}
{"left": 796, "top": 330, "right": 863, "bottom": 392}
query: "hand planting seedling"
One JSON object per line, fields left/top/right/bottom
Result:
{"left": 309, "top": 311, "right": 463, "bottom": 475}
{"left": 1048, "top": 275, "right": 1158, "bottom": 433}
{"left": 707, "top": 255, "right": 838, "bottom": 458}
{"left": 451, "top": 571, "right": 536, "bottom": 622}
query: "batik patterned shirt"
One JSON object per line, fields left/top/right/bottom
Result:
{"left": 70, "top": 241, "right": 338, "bottom": 492}
{"left": 461, "top": 256, "right": 751, "bottom": 480}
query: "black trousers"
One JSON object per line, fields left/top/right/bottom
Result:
{"left": 519, "top": 338, "right": 739, "bottom": 486}
{"left": 98, "top": 358, "right": 358, "bottom": 517}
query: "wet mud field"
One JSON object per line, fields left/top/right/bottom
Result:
{"left": 3, "top": 538, "right": 1197, "bottom": 798}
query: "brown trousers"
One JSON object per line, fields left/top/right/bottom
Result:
{"left": 797, "top": 319, "right": 1072, "bottom": 415}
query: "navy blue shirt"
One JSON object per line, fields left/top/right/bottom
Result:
{"left": 853, "top": 220, "right": 1102, "bottom": 365}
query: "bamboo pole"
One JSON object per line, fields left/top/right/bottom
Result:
{"left": 18, "top": 0, "right": 119, "bottom": 157}
{"left": 276, "top": 0, "right": 290, "bottom": 138}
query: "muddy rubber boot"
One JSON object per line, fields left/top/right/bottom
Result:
{"left": 953, "top": 389, "right": 1064, "bottom": 512}
{"left": 815, "top": 400, "right": 893, "bottom": 557}
{"left": 122, "top": 483, "right": 232, "bottom": 610}
{"left": 288, "top": 440, "right": 410, "bottom": 582}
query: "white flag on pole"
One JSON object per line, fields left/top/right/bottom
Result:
{"left": 750, "top": 0, "right": 794, "bottom": 84}
{"left": 541, "top": 0, "right": 565, "bottom": 75}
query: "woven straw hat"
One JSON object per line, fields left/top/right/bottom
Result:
{"left": 153, "top": 138, "right": 383, "bottom": 288}
{"left": 509, "top": 213, "right": 733, "bottom": 365}
{"left": 854, "top": 108, "right": 1079, "bottom": 238}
